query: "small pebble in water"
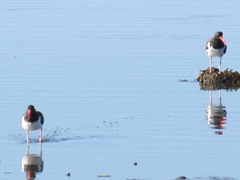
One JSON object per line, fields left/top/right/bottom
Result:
{"left": 176, "top": 176, "right": 187, "bottom": 180}
{"left": 133, "top": 162, "right": 137, "bottom": 166}
{"left": 66, "top": 172, "right": 71, "bottom": 177}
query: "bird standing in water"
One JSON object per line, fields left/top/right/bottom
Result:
{"left": 205, "top": 31, "right": 227, "bottom": 73}
{"left": 22, "top": 105, "right": 44, "bottom": 143}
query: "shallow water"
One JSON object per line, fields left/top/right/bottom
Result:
{"left": 1, "top": 0, "right": 240, "bottom": 179}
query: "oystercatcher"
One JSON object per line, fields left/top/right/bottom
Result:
{"left": 21, "top": 105, "right": 44, "bottom": 143}
{"left": 205, "top": 31, "right": 227, "bottom": 73}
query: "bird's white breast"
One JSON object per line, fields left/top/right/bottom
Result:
{"left": 206, "top": 42, "right": 226, "bottom": 58}
{"left": 21, "top": 117, "right": 43, "bottom": 131}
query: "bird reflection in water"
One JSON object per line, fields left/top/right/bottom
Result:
{"left": 22, "top": 143, "right": 44, "bottom": 180}
{"left": 205, "top": 90, "right": 227, "bottom": 134}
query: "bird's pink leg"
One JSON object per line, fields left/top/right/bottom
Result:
{"left": 219, "top": 57, "right": 222, "bottom": 74}
{"left": 39, "top": 128, "right": 43, "bottom": 143}
{"left": 209, "top": 57, "right": 212, "bottom": 73}
{"left": 26, "top": 131, "right": 30, "bottom": 143}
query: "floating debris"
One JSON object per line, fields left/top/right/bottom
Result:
{"left": 197, "top": 67, "right": 240, "bottom": 90}
{"left": 215, "top": 131, "right": 223, "bottom": 135}
{"left": 178, "top": 79, "right": 189, "bottom": 82}
{"left": 66, "top": 172, "right": 71, "bottom": 177}
{"left": 98, "top": 174, "right": 111, "bottom": 178}
{"left": 133, "top": 162, "right": 138, "bottom": 166}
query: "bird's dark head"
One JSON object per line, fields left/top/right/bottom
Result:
{"left": 214, "top": 31, "right": 227, "bottom": 45}
{"left": 27, "top": 105, "right": 36, "bottom": 121}
{"left": 27, "top": 105, "right": 36, "bottom": 111}
{"left": 215, "top": 31, "right": 223, "bottom": 37}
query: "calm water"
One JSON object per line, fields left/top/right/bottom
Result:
{"left": 0, "top": 0, "right": 240, "bottom": 179}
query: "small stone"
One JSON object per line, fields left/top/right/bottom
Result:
{"left": 176, "top": 176, "right": 187, "bottom": 179}
{"left": 66, "top": 172, "right": 71, "bottom": 177}
{"left": 133, "top": 162, "right": 137, "bottom": 166}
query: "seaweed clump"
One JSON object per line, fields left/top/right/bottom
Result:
{"left": 197, "top": 67, "right": 240, "bottom": 90}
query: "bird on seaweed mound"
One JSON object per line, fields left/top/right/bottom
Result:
{"left": 205, "top": 31, "right": 227, "bottom": 73}
{"left": 21, "top": 105, "right": 44, "bottom": 143}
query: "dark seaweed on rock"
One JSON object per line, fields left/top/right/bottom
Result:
{"left": 197, "top": 68, "right": 240, "bottom": 90}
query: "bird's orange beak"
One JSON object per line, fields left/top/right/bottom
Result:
{"left": 27, "top": 109, "right": 32, "bottom": 121}
{"left": 219, "top": 36, "right": 227, "bottom": 45}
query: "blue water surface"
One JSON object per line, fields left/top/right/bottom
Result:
{"left": 0, "top": 0, "right": 240, "bottom": 179}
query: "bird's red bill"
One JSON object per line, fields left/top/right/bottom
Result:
{"left": 219, "top": 36, "right": 227, "bottom": 45}
{"left": 27, "top": 109, "right": 31, "bottom": 121}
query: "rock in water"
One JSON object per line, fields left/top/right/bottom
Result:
{"left": 197, "top": 67, "right": 240, "bottom": 90}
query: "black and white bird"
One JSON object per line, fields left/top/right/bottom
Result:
{"left": 205, "top": 31, "right": 227, "bottom": 73}
{"left": 21, "top": 105, "right": 44, "bottom": 143}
